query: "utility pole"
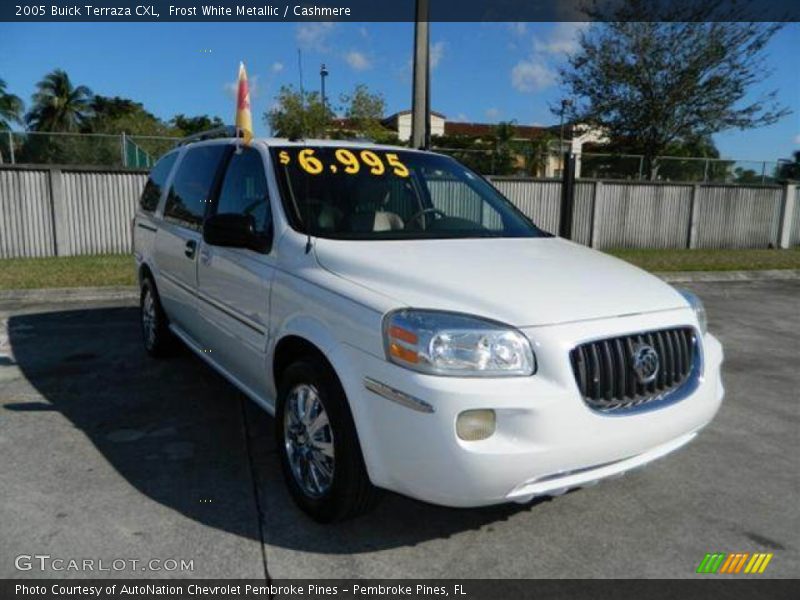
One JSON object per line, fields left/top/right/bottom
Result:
{"left": 410, "top": 0, "right": 430, "bottom": 150}
{"left": 320, "top": 63, "right": 329, "bottom": 113}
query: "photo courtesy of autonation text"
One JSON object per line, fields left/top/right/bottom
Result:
{"left": 0, "top": 1, "right": 798, "bottom": 598}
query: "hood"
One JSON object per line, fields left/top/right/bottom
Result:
{"left": 313, "top": 237, "right": 687, "bottom": 327}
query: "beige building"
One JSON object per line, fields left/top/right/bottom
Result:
{"left": 380, "top": 110, "right": 447, "bottom": 142}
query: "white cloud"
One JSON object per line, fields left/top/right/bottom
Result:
{"left": 345, "top": 50, "right": 371, "bottom": 71}
{"left": 223, "top": 74, "right": 260, "bottom": 99}
{"left": 508, "top": 23, "right": 586, "bottom": 94}
{"left": 455, "top": 112, "right": 468, "bottom": 121}
{"left": 296, "top": 22, "right": 335, "bottom": 52}
{"left": 794, "top": 133, "right": 800, "bottom": 145}
{"left": 358, "top": 26, "right": 369, "bottom": 38}
{"left": 485, "top": 107, "right": 501, "bottom": 119}
{"left": 533, "top": 22, "right": 589, "bottom": 56}
{"left": 430, "top": 41, "right": 445, "bottom": 69}
{"left": 271, "top": 62, "right": 284, "bottom": 73}
{"left": 511, "top": 59, "right": 556, "bottom": 93}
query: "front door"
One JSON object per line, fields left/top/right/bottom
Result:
{"left": 196, "top": 145, "right": 275, "bottom": 401}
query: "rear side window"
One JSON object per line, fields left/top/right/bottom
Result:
{"left": 164, "top": 144, "right": 229, "bottom": 229}
{"left": 139, "top": 152, "right": 178, "bottom": 212}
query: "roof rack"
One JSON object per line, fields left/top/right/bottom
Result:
{"left": 178, "top": 125, "right": 241, "bottom": 146}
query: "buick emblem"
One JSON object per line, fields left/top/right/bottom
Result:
{"left": 632, "top": 344, "right": 660, "bottom": 384}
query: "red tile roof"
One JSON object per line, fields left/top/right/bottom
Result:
{"left": 444, "top": 121, "right": 550, "bottom": 139}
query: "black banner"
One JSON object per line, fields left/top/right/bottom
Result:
{"left": 3, "top": 580, "right": 799, "bottom": 600}
{"left": 2, "top": 0, "right": 799, "bottom": 23}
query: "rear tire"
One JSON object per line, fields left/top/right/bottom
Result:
{"left": 276, "top": 357, "right": 380, "bottom": 522}
{"left": 140, "top": 277, "right": 174, "bottom": 358}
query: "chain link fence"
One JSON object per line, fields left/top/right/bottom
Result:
{"left": 0, "top": 131, "right": 790, "bottom": 184}
{"left": 433, "top": 145, "right": 787, "bottom": 184}
{"left": 578, "top": 153, "right": 786, "bottom": 184}
{"left": 0, "top": 131, "right": 180, "bottom": 169}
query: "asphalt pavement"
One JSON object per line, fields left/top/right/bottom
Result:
{"left": 0, "top": 280, "right": 797, "bottom": 579}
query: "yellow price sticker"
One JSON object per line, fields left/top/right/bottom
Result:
{"left": 386, "top": 153, "right": 410, "bottom": 177}
{"left": 281, "top": 148, "right": 410, "bottom": 178}
{"left": 335, "top": 148, "right": 360, "bottom": 174}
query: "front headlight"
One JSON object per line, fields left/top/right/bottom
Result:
{"left": 678, "top": 289, "right": 707, "bottom": 335}
{"left": 383, "top": 309, "right": 536, "bottom": 377}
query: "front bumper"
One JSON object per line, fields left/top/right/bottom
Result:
{"left": 334, "top": 308, "right": 724, "bottom": 508}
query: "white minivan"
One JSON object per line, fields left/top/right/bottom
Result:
{"left": 133, "top": 130, "right": 724, "bottom": 522}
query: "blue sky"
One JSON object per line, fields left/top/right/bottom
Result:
{"left": 1, "top": 21, "right": 798, "bottom": 160}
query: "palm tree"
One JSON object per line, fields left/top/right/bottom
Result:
{"left": 25, "top": 69, "right": 93, "bottom": 132}
{"left": 0, "top": 78, "right": 24, "bottom": 130}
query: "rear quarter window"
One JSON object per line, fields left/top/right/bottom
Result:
{"left": 139, "top": 152, "right": 178, "bottom": 213}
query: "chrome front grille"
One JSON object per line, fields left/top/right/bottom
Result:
{"left": 569, "top": 327, "right": 698, "bottom": 411}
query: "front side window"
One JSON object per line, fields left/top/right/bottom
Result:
{"left": 270, "top": 146, "right": 545, "bottom": 240}
{"left": 215, "top": 147, "right": 271, "bottom": 236}
{"left": 139, "top": 151, "right": 178, "bottom": 212}
{"left": 164, "top": 144, "right": 228, "bottom": 229}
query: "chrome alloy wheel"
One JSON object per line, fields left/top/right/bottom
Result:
{"left": 141, "top": 288, "right": 157, "bottom": 349}
{"left": 283, "top": 383, "right": 335, "bottom": 498}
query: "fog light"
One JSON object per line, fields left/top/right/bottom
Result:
{"left": 456, "top": 409, "right": 496, "bottom": 441}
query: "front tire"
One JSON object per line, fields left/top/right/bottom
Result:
{"left": 276, "top": 357, "right": 379, "bottom": 522}
{"left": 140, "top": 277, "right": 174, "bottom": 358}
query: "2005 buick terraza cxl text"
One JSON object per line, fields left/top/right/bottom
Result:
{"left": 133, "top": 129, "right": 724, "bottom": 522}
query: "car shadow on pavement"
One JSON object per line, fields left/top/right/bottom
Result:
{"left": 7, "top": 307, "right": 537, "bottom": 554}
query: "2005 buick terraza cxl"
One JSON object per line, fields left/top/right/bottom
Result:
{"left": 133, "top": 130, "right": 724, "bottom": 522}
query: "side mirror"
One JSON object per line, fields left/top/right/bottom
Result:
{"left": 203, "top": 213, "right": 270, "bottom": 252}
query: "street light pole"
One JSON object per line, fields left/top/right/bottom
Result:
{"left": 320, "top": 63, "right": 329, "bottom": 113}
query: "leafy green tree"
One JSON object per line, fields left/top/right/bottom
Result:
{"left": 170, "top": 113, "right": 225, "bottom": 136}
{"left": 557, "top": 1, "right": 790, "bottom": 178}
{"left": 518, "top": 134, "right": 554, "bottom": 177}
{"left": 86, "top": 96, "right": 176, "bottom": 135}
{"left": 777, "top": 151, "right": 800, "bottom": 182}
{"left": 656, "top": 135, "right": 725, "bottom": 181}
{"left": 433, "top": 122, "right": 553, "bottom": 176}
{"left": 265, "top": 85, "right": 331, "bottom": 139}
{"left": 338, "top": 84, "right": 396, "bottom": 142}
{"left": 0, "top": 78, "right": 23, "bottom": 163}
{"left": 431, "top": 134, "right": 495, "bottom": 174}
{"left": 82, "top": 96, "right": 179, "bottom": 166}
{"left": 492, "top": 121, "right": 518, "bottom": 175}
{"left": 26, "top": 69, "right": 93, "bottom": 132}
{"left": 437, "top": 121, "right": 524, "bottom": 175}
{"left": 0, "top": 78, "right": 24, "bottom": 130}
{"left": 733, "top": 167, "right": 762, "bottom": 184}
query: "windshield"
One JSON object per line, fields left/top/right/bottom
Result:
{"left": 270, "top": 146, "right": 548, "bottom": 240}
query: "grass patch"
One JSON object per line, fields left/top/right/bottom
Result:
{"left": 0, "top": 248, "right": 798, "bottom": 290}
{"left": 606, "top": 248, "right": 800, "bottom": 272}
{"left": 0, "top": 254, "right": 136, "bottom": 289}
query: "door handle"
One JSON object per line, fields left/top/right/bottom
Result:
{"left": 184, "top": 239, "right": 197, "bottom": 259}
